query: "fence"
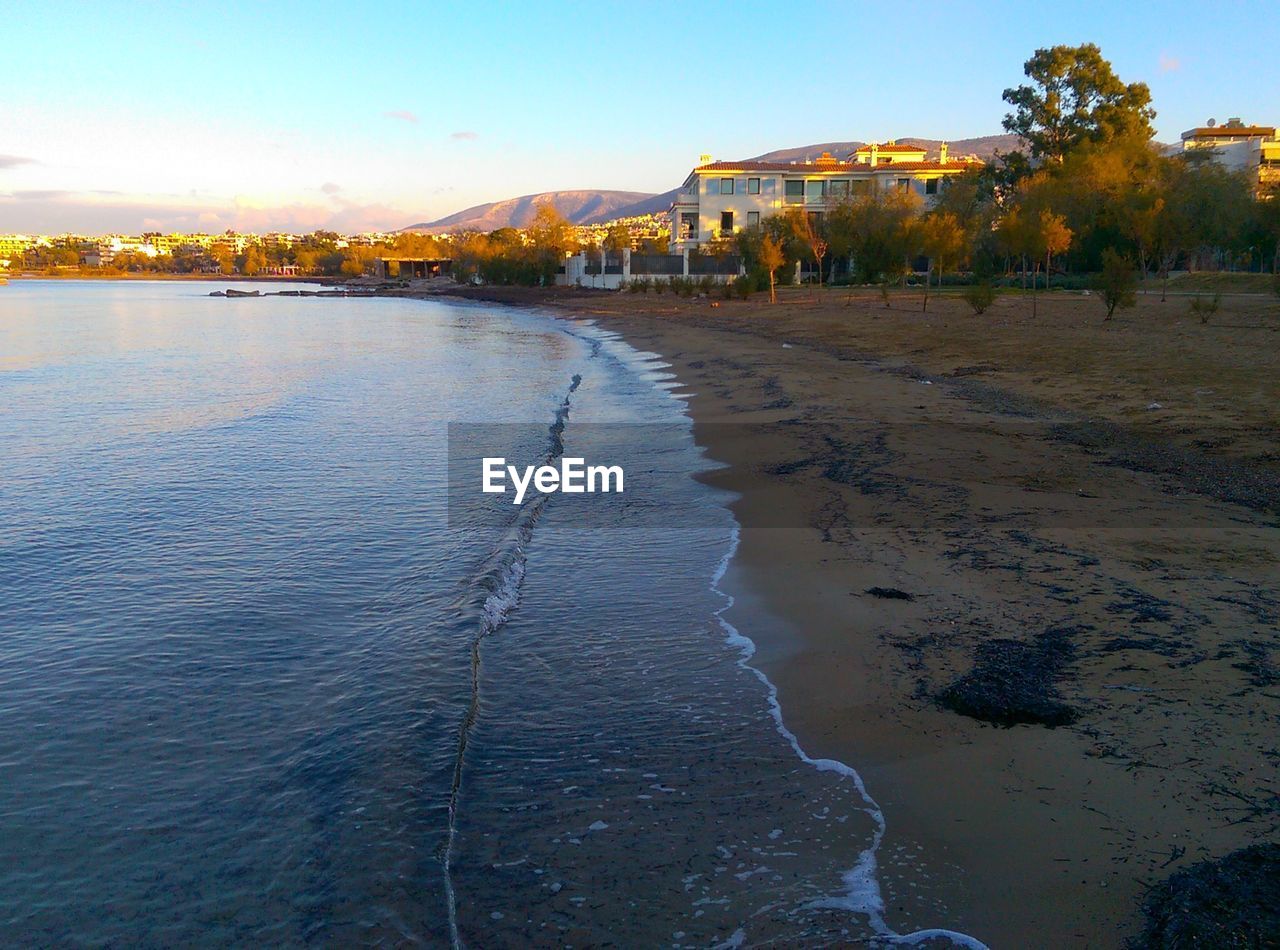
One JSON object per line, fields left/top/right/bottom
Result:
{"left": 558, "top": 248, "right": 745, "bottom": 289}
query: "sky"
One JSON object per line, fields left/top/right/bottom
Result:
{"left": 2, "top": 0, "right": 1277, "bottom": 235}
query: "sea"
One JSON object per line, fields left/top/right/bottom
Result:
{"left": 0, "top": 280, "right": 982, "bottom": 947}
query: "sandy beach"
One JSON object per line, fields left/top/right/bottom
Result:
{"left": 419, "top": 283, "right": 1279, "bottom": 946}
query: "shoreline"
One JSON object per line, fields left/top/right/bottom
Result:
{"left": 423, "top": 284, "right": 1278, "bottom": 945}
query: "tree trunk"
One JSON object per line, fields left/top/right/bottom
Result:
{"left": 769, "top": 272, "right": 776, "bottom": 304}
{"left": 922, "top": 264, "right": 931, "bottom": 312}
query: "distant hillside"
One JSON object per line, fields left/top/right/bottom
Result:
{"left": 401, "top": 190, "right": 654, "bottom": 233}
{"left": 581, "top": 188, "right": 680, "bottom": 225}
{"left": 751, "top": 134, "right": 1022, "bottom": 164}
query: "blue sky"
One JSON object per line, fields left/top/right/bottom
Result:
{"left": 2, "top": 0, "right": 1276, "bottom": 234}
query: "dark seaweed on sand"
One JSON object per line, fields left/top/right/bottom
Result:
{"left": 937, "top": 627, "right": 1077, "bottom": 727}
{"left": 866, "top": 587, "right": 915, "bottom": 601}
{"left": 1136, "top": 843, "right": 1280, "bottom": 949}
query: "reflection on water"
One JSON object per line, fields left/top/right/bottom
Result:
{"left": 0, "top": 281, "right": 929, "bottom": 946}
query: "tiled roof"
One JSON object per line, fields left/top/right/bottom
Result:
{"left": 695, "top": 160, "right": 861, "bottom": 172}
{"left": 1183, "top": 126, "right": 1275, "bottom": 138}
{"left": 692, "top": 158, "right": 982, "bottom": 175}
{"left": 869, "top": 160, "right": 983, "bottom": 171}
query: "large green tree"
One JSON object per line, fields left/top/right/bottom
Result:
{"left": 1002, "top": 44, "right": 1155, "bottom": 165}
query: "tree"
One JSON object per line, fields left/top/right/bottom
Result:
{"left": 997, "top": 207, "right": 1034, "bottom": 291}
{"left": 786, "top": 208, "right": 828, "bottom": 287}
{"left": 1040, "top": 210, "right": 1073, "bottom": 293}
{"left": 602, "top": 224, "right": 632, "bottom": 254}
{"left": 759, "top": 235, "right": 785, "bottom": 303}
{"left": 1002, "top": 44, "right": 1155, "bottom": 165}
{"left": 1148, "top": 157, "right": 1255, "bottom": 298}
{"left": 919, "top": 211, "right": 966, "bottom": 311}
{"left": 527, "top": 204, "right": 576, "bottom": 285}
{"left": 236, "top": 245, "right": 265, "bottom": 276}
{"left": 997, "top": 204, "right": 1071, "bottom": 316}
{"left": 834, "top": 184, "right": 921, "bottom": 305}
{"left": 1097, "top": 248, "right": 1137, "bottom": 321}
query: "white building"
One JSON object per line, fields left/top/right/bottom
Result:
{"left": 1180, "top": 119, "right": 1280, "bottom": 193}
{"left": 670, "top": 141, "right": 981, "bottom": 251}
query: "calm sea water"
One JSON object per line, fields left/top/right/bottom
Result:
{"left": 0, "top": 281, "right": 966, "bottom": 947}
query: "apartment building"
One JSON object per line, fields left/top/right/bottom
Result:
{"left": 670, "top": 141, "right": 981, "bottom": 251}
{"left": 1180, "top": 119, "right": 1280, "bottom": 193}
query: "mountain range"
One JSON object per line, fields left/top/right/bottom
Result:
{"left": 400, "top": 135, "right": 1022, "bottom": 233}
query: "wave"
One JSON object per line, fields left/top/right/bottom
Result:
{"left": 710, "top": 528, "right": 989, "bottom": 949}
{"left": 439, "top": 370, "right": 585, "bottom": 949}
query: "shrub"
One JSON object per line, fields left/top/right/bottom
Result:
{"left": 628, "top": 277, "right": 650, "bottom": 294}
{"left": 720, "top": 279, "right": 733, "bottom": 299}
{"left": 962, "top": 281, "right": 997, "bottom": 315}
{"left": 1097, "top": 249, "right": 1138, "bottom": 321}
{"left": 698, "top": 275, "right": 716, "bottom": 295}
{"left": 667, "top": 275, "right": 681, "bottom": 295}
{"left": 1273, "top": 272, "right": 1280, "bottom": 298}
{"left": 653, "top": 276, "right": 665, "bottom": 294}
{"left": 1189, "top": 292, "right": 1221, "bottom": 324}
{"left": 734, "top": 276, "right": 752, "bottom": 300}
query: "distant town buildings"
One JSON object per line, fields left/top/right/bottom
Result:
{"left": 670, "top": 141, "right": 982, "bottom": 251}
{"left": 0, "top": 229, "right": 409, "bottom": 275}
{"left": 1180, "top": 118, "right": 1280, "bottom": 192}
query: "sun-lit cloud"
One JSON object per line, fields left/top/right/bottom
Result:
{"left": 0, "top": 154, "right": 37, "bottom": 170}
{"left": 320, "top": 182, "right": 342, "bottom": 194}
{"left": 383, "top": 110, "right": 420, "bottom": 123}
{"left": 1159, "top": 53, "right": 1182, "bottom": 73}
{"left": 450, "top": 130, "right": 479, "bottom": 141}
{"left": 6, "top": 189, "right": 69, "bottom": 201}
{"left": 0, "top": 188, "right": 413, "bottom": 235}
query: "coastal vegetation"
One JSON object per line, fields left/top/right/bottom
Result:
{"left": 723, "top": 44, "right": 1280, "bottom": 317}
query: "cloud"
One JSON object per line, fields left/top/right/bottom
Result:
{"left": 383, "top": 110, "right": 420, "bottom": 124}
{"left": 0, "top": 188, "right": 412, "bottom": 235}
{"left": 450, "top": 131, "right": 479, "bottom": 141}
{"left": 0, "top": 154, "right": 36, "bottom": 170}
{"left": 321, "top": 182, "right": 342, "bottom": 194}
{"left": 7, "top": 189, "right": 70, "bottom": 201}
{"left": 1159, "top": 53, "right": 1182, "bottom": 73}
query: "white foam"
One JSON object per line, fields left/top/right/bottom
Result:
{"left": 710, "top": 524, "right": 989, "bottom": 949}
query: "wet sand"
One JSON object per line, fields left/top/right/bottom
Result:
{"left": 430, "top": 284, "right": 1278, "bottom": 945}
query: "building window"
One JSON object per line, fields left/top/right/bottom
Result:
{"left": 747, "top": 211, "right": 760, "bottom": 227}
{"left": 898, "top": 178, "right": 911, "bottom": 191}
{"left": 720, "top": 211, "right": 734, "bottom": 233}
{"left": 680, "top": 212, "right": 697, "bottom": 239}
{"left": 805, "top": 179, "right": 826, "bottom": 201}
{"left": 785, "top": 179, "right": 805, "bottom": 204}
{"left": 747, "top": 177, "right": 760, "bottom": 195}
{"left": 720, "top": 178, "right": 735, "bottom": 195}
{"left": 925, "top": 178, "right": 939, "bottom": 195}
{"left": 828, "top": 179, "right": 850, "bottom": 198}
